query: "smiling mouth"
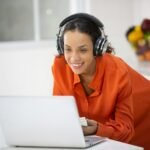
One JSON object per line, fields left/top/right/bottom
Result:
{"left": 71, "top": 63, "right": 83, "bottom": 69}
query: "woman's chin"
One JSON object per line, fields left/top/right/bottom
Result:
{"left": 71, "top": 68, "right": 83, "bottom": 75}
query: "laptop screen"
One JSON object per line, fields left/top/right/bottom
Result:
{"left": 0, "top": 96, "right": 86, "bottom": 148}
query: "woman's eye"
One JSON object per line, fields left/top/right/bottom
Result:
{"left": 64, "top": 48, "right": 71, "bottom": 52}
{"left": 80, "top": 49, "right": 87, "bottom": 53}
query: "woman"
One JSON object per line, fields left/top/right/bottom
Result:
{"left": 52, "top": 13, "right": 150, "bottom": 149}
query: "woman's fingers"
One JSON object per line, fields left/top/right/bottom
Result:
{"left": 82, "top": 119, "right": 98, "bottom": 135}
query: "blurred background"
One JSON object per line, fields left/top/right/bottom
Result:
{"left": 0, "top": 0, "right": 149, "bottom": 97}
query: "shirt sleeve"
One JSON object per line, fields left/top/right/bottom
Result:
{"left": 96, "top": 68, "right": 134, "bottom": 142}
{"left": 52, "top": 64, "right": 63, "bottom": 95}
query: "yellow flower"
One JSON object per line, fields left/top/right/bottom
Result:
{"left": 128, "top": 25, "right": 144, "bottom": 43}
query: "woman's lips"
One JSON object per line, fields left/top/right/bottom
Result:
{"left": 71, "top": 63, "right": 83, "bottom": 69}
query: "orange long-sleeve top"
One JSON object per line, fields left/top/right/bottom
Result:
{"left": 126, "top": 63, "right": 150, "bottom": 150}
{"left": 52, "top": 53, "right": 150, "bottom": 150}
{"left": 52, "top": 53, "right": 135, "bottom": 143}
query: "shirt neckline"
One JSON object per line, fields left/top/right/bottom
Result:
{"left": 73, "top": 56, "right": 105, "bottom": 94}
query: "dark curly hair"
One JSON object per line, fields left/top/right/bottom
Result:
{"left": 61, "top": 18, "right": 114, "bottom": 55}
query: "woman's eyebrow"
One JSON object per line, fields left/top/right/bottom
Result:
{"left": 64, "top": 44, "right": 71, "bottom": 47}
{"left": 78, "top": 45, "right": 87, "bottom": 48}
{"left": 64, "top": 44, "right": 87, "bottom": 48}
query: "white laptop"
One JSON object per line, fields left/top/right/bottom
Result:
{"left": 0, "top": 96, "right": 106, "bottom": 148}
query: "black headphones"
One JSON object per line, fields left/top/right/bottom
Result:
{"left": 57, "top": 13, "right": 109, "bottom": 56}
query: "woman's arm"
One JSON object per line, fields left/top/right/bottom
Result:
{"left": 96, "top": 70, "right": 134, "bottom": 142}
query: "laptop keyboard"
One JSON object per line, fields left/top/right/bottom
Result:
{"left": 85, "top": 135, "right": 106, "bottom": 146}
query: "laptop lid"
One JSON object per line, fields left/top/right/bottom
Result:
{"left": 0, "top": 96, "right": 87, "bottom": 148}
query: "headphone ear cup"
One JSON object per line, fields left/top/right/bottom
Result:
{"left": 94, "top": 37, "right": 102, "bottom": 56}
{"left": 57, "top": 36, "right": 64, "bottom": 55}
{"left": 94, "top": 36, "right": 108, "bottom": 55}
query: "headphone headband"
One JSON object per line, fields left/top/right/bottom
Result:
{"left": 59, "top": 13, "right": 104, "bottom": 28}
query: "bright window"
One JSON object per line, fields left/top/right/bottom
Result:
{"left": 0, "top": 0, "right": 70, "bottom": 42}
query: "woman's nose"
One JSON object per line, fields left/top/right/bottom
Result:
{"left": 70, "top": 51, "right": 81, "bottom": 61}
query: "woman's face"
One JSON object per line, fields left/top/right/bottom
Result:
{"left": 63, "top": 30, "right": 96, "bottom": 76}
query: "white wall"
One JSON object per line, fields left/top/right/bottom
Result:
{"left": 0, "top": 42, "right": 57, "bottom": 96}
{"left": 133, "top": 0, "right": 150, "bottom": 24}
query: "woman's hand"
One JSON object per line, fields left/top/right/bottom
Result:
{"left": 82, "top": 118, "right": 98, "bottom": 136}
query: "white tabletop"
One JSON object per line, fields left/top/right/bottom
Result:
{"left": 0, "top": 139, "right": 143, "bottom": 150}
